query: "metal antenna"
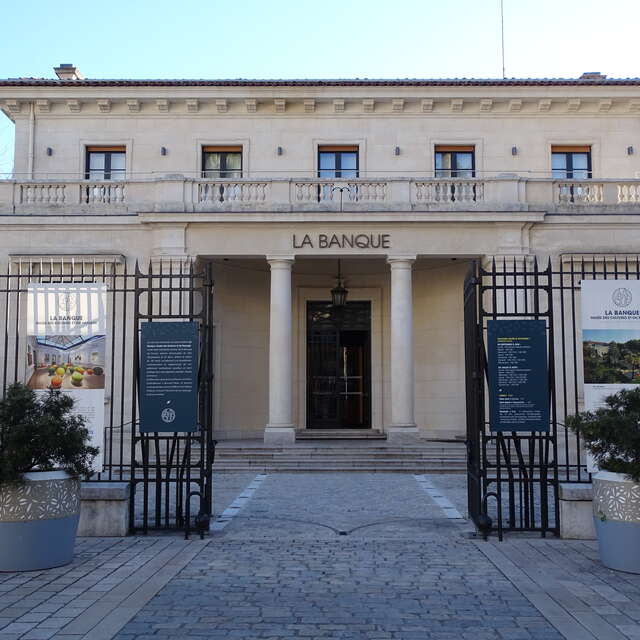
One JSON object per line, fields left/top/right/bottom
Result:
{"left": 500, "top": 0, "right": 506, "bottom": 79}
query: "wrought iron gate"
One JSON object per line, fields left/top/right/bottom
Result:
{"left": 465, "top": 255, "right": 640, "bottom": 540}
{"left": 0, "top": 258, "right": 214, "bottom": 538}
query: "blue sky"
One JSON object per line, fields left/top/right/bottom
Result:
{"left": 584, "top": 330, "right": 640, "bottom": 344}
{"left": 1, "top": 0, "right": 640, "bottom": 174}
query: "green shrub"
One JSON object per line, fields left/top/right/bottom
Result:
{"left": 0, "top": 383, "right": 99, "bottom": 485}
{"left": 566, "top": 387, "right": 640, "bottom": 482}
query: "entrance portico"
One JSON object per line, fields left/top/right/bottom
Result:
{"left": 263, "top": 254, "right": 420, "bottom": 444}
{"left": 204, "top": 250, "right": 468, "bottom": 443}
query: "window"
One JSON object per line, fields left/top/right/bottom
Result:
{"left": 202, "top": 146, "right": 242, "bottom": 178}
{"left": 435, "top": 145, "right": 475, "bottom": 178}
{"left": 85, "top": 146, "right": 125, "bottom": 180}
{"left": 552, "top": 146, "right": 591, "bottom": 179}
{"left": 318, "top": 146, "right": 359, "bottom": 179}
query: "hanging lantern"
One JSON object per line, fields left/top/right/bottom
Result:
{"left": 331, "top": 260, "right": 348, "bottom": 307}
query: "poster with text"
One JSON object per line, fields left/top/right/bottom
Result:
{"left": 139, "top": 322, "right": 198, "bottom": 433}
{"left": 488, "top": 319, "right": 549, "bottom": 432}
{"left": 581, "top": 280, "right": 640, "bottom": 471}
{"left": 26, "top": 284, "right": 107, "bottom": 470}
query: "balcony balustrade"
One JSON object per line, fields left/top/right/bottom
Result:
{"left": 1, "top": 176, "right": 640, "bottom": 216}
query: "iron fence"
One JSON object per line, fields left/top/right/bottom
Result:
{"left": 0, "top": 258, "right": 214, "bottom": 538}
{"left": 465, "top": 254, "right": 640, "bottom": 539}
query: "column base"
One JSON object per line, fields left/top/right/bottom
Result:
{"left": 264, "top": 425, "right": 296, "bottom": 445}
{"left": 386, "top": 424, "right": 419, "bottom": 444}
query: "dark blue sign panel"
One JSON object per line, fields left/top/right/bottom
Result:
{"left": 139, "top": 322, "right": 198, "bottom": 433}
{"left": 488, "top": 319, "right": 549, "bottom": 432}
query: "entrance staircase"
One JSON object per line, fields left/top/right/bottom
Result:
{"left": 212, "top": 435, "right": 467, "bottom": 473}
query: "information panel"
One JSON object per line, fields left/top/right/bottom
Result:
{"left": 488, "top": 319, "right": 549, "bottom": 432}
{"left": 139, "top": 322, "right": 198, "bottom": 433}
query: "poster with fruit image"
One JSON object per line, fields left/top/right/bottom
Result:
{"left": 26, "top": 284, "right": 107, "bottom": 470}
{"left": 26, "top": 335, "right": 105, "bottom": 391}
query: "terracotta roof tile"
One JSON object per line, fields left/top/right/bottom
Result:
{"left": 2, "top": 77, "right": 640, "bottom": 87}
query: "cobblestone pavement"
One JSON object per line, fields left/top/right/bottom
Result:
{"left": 1, "top": 473, "right": 640, "bottom": 639}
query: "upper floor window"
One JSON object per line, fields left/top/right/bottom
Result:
{"left": 85, "top": 146, "right": 125, "bottom": 180}
{"left": 552, "top": 146, "right": 591, "bottom": 179}
{"left": 435, "top": 145, "right": 475, "bottom": 178}
{"left": 318, "top": 146, "right": 359, "bottom": 179}
{"left": 202, "top": 146, "right": 242, "bottom": 178}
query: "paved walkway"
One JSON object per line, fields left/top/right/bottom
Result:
{"left": 0, "top": 473, "right": 639, "bottom": 639}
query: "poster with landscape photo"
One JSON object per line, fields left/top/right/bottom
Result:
{"left": 581, "top": 280, "right": 640, "bottom": 471}
{"left": 581, "top": 280, "right": 640, "bottom": 411}
{"left": 583, "top": 329, "right": 640, "bottom": 385}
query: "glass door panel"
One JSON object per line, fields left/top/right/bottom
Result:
{"left": 307, "top": 302, "right": 371, "bottom": 429}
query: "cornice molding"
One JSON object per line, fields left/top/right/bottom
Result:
{"left": 5, "top": 96, "right": 640, "bottom": 117}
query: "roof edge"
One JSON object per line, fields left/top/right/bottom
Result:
{"left": 2, "top": 78, "right": 640, "bottom": 88}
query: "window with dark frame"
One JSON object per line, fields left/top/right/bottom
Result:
{"left": 435, "top": 145, "right": 475, "bottom": 178}
{"left": 318, "top": 145, "right": 359, "bottom": 179}
{"left": 85, "top": 146, "right": 125, "bottom": 180}
{"left": 202, "top": 146, "right": 242, "bottom": 178}
{"left": 551, "top": 145, "right": 592, "bottom": 179}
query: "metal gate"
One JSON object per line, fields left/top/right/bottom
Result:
{"left": 0, "top": 258, "right": 214, "bottom": 538}
{"left": 465, "top": 254, "right": 640, "bottom": 540}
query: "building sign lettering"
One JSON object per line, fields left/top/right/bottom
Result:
{"left": 292, "top": 233, "right": 391, "bottom": 250}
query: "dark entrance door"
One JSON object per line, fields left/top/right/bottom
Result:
{"left": 307, "top": 301, "right": 371, "bottom": 429}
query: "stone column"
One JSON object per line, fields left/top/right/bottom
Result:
{"left": 264, "top": 256, "right": 296, "bottom": 445}
{"left": 387, "top": 255, "right": 418, "bottom": 441}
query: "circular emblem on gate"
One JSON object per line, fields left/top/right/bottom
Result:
{"left": 612, "top": 287, "right": 633, "bottom": 308}
{"left": 161, "top": 408, "right": 176, "bottom": 424}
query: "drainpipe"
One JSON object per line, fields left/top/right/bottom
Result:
{"left": 27, "top": 101, "right": 35, "bottom": 179}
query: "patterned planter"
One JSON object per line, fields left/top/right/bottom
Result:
{"left": 592, "top": 471, "right": 640, "bottom": 574}
{"left": 0, "top": 471, "right": 80, "bottom": 571}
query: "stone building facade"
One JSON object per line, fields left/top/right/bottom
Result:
{"left": 1, "top": 65, "right": 639, "bottom": 444}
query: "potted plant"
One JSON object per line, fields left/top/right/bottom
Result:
{"left": 567, "top": 387, "right": 640, "bottom": 573}
{"left": 0, "top": 383, "right": 98, "bottom": 571}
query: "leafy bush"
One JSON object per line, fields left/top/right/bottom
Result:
{"left": 0, "top": 383, "right": 99, "bottom": 485}
{"left": 566, "top": 387, "right": 640, "bottom": 482}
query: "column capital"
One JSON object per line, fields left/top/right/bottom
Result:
{"left": 266, "top": 255, "right": 295, "bottom": 268}
{"left": 387, "top": 255, "right": 416, "bottom": 267}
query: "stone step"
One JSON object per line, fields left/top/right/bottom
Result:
{"left": 216, "top": 446, "right": 467, "bottom": 456}
{"left": 214, "top": 460, "right": 466, "bottom": 468}
{"left": 152, "top": 439, "right": 468, "bottom": 472}
{"left": 214, "top": 458, "right": 467, "bottom": 465}
{"left": 215, "top": 445, "right": 466, "bottom": 454}
{"left": 214, "top": 452, "right": 465, "bottom": 458}
{"left": 296, "top": 429, "right": 387, "bottom": 440}
{"left": 212, "top": 464, "right": 466, "bottom": 473}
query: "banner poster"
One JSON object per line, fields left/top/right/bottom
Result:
{"left": 26, "top": 284, "right": 107, "bottom": 470}
{"left": 581, "top": 280, "right": 640, "bottom": 410}
{"left": 581, "top": 280, "right": 640, "bottom": 471}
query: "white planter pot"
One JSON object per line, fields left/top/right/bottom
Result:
{"left": 592, "top": 470, "right": 640, "bottom": 574}
{"left": 0, "top": 470, "right": 80, "bottom": 571}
